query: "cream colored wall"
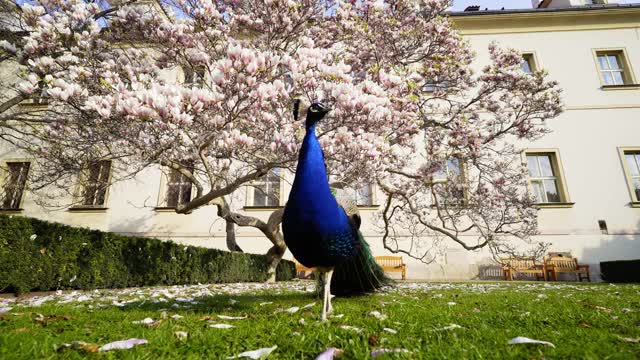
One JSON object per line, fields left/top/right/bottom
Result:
{"left": 2, "top": 12, "right": 639, "bottom": 281}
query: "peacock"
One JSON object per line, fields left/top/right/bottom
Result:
{"left": 282, "top": 100, "right": 388, "bottom": 321}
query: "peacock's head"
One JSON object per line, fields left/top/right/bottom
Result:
{"left": 303, "top": 100, "right": 331, "bottom": 128}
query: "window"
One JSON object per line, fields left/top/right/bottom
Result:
{"left": 165, "top": 165, "right": 193, "bottom": 208}
{"left": 78, "top": 160, "right": 111, "bottom": 207}
{"left": 248, "top": 169, "right": 281, "bottom": 207}
{"left": 335, "top": 184, "right": 374, "bottom": 207}
{"left": 584, "top": 0, "right": 606, "bottom": 5}
{"left": 423, "top": 78, "right": 450, "bottom": 93}
{"left": 620, "top": 149, "right": 640, "bottom": 203}
{"left": 521, "top": 54, "right": 536, "bottom": 74}
{"left": 525, "top": 152, "right": 569, "bottom": 204}
{"left": 433, "top": 158, "right": 465, "bottom": 205}
{"left": 1, "top": 162, "right": 30, "bottom": 210}
{"left": 183, "top": 66, "right": 205, "bottom": 87}
{"left": 595, "top": 50, "right": 636, "bottom": 86}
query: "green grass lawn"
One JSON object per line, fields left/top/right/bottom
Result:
{"left": 0, "top": 281, "right": 638, "bottom": 359}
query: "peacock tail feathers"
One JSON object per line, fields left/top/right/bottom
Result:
{"left": 316, "top": 229, "right": 391, "bottom": 297}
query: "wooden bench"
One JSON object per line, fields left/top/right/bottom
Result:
{"left": 375, "top": 256, "right": 406, "bottom": 280}
{"left": 501, "top": 257, "right": 546, "bottom": 281}
{"left": 544, "top": 257, "right": 590, "bottom": 282}
{"left": 294, "top": 261, "right": 315, "bottom": 279}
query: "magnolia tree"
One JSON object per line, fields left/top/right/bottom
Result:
{"left": 0, "top": 0, "right": 52, "bottom": 145}
{"left": 6, "top": 0, "right": 561, "bottom": 279}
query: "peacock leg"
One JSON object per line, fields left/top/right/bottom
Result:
{"left": 321, "top": 270, "right": 330, "bottom": 321}
{"left": 326, "top": 269, "right": 334, "bottom": 314}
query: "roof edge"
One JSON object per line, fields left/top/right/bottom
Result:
{"left": 448, "top": 4, "right": 640, "bottom": 17}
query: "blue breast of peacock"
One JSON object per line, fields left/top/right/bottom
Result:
{"left": 282, "top": 124, "right": 359, "bottom": 268}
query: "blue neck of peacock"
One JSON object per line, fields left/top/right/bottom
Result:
{"left": 290, "top": 123, "right": 331, "bottom": 196}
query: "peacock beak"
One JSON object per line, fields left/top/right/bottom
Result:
{"left": 312, "top": 101, "right": 331, "bottom": 114}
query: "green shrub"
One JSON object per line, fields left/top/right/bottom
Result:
{"left": 0, "top": 215, "right": 295, "bottom": 294}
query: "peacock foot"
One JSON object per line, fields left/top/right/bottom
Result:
{"left": 327, "top": 294, "right": 335, "bottom": 314}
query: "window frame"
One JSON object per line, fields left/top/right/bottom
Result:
{"left": 592, "top": 48, "right": 638, "bottom": 89}
{"left": 431, "top": 157, "right": 468, "bottom": 207}
{"left": 156, "top": 163, "right": 195, "bottom": 211}
{"left": 520, "top": 52, "right": 539, "bottom": 74}
{"left": 182, "top": 66, "right": 206, "bottom": 87}
{"left": 618, "top": 146, "right": 640, "bottom": 207}
{"left": 0, "top": 160, "right": 31, "bottom": 212}
{"left": 245, "top": 169, "right": 283, "bottom": 209}
{"left": 523, "top": 149, "right": 573, "bottom": 208}
{"left": 69, "top": 160, "right": 112, "bottom": 211}
{"left": 333, "top": 183, "right": 378, "bottom": 208}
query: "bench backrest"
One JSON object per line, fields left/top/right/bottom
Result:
{"left": 501, "top": 257, "right": 537, "bottom": 269}
{"left": 375, "top": 256, "right": 404, "bottom": 267}
{"left": 545, "top": 257, "right": 578, "bottom": 270}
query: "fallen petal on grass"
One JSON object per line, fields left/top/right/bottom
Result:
{"left": 0, "top": 307, "right": 11, "bottom": 313}
{"left": 315, "top": 347, "right": 344, "bottom": 359}
{"left": 259, "top": 302, "right": 273, "bottom": 306}
{"left": 171, "top": 314, "right": 184, "bottom": 319}
{"left": 383, "top": 327, "right": 397, "bottom": 334}
{"left": 368, "top": 311, "right": 387, "bottom": 320}
{"left": 174, "top": 331, "right": 188, "bottom": 340}
{"left": 371, "top": 348, "right": 410, "bottom": 357}
{"left": 507, "top": 336, "right": 555, "bottom": 347}
{"left": 217, "top": 315, "right": 247, "bottom": 320}
{"left": 339, "top": 325, "right": 363, "bottom": 333}
{"left": 285, "top": 307, "right": 300, "bottom": 314}
{"left": 578, "top": 320, "right": 591, "bottom": 328}
{"left": 209, "top": 323, "right": 234, "bottom": 329}
{"left": 132, "top": 317, "right": 160, "bottom": 327}
{"left": 99, "top": 338, "right": 148, "bottom": 351}
{"left": 227, "top": 345, "right": 277, "bottom": 359}
{"left": 617, "top": 336, "right": 640, "bottom": 343}
{"left": 586, "top": 305, "right": 612, "bottom": 313}
{"left": 302, "top": 302, "right": 316, "bottom": 309}
{"left": 434, "top": 324, "right": 463, "bottom": 331}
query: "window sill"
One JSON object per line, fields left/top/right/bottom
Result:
{"left": 0, "top": 208, "right": 24, "bottom": 214}
{"left": 536, "top": 202, "right": 575, "bottom": 209}
{"left": 243, "top": 206, "right": 284, "bottom": 211}
{"left": 154, "top": 207, "right": 178, "bottom": 212}
{"left": 601, "top": 84, "right": 640, "bottom": 91}
{"left": 629, "top": 202, "right": 640, "bottom": 208}
{"left": 68, "top": 207, "right": 108, "bottom": 213}
{"left": 356, "top": 205, "right": 380, "bottom": 210}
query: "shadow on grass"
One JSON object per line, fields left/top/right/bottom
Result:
{"left": 115, "top": 292, "right": 319, "bottom": 314}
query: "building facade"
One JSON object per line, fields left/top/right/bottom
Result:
{"left": 1, "top": 1, "right": 639, "bottom": 280}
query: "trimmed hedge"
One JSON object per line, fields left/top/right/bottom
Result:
{"left": 600, "top": 260, "right": 640, "bottom": 283}
{"left": 0, "top": 215, "right": 295, "bottom": 294}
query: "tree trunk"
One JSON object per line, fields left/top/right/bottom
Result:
{"left": 225, "top": 219, "right": 243, "bottom": 252}
{"left": 210, "top": 198, "right": 287, "bottom": 283}
{"left": 263, "top": 208, "right": 286, "bottom": 283}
